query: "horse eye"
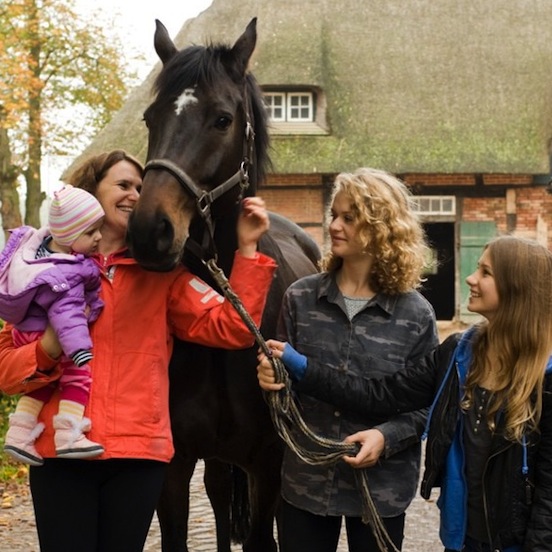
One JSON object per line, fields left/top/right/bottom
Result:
{"left": 143, "top": 105, "right": 157, "bottom": 129}
{"left": 214, "top": 116, "right": 232, "bottom": 130}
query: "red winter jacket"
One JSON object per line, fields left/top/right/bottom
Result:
{"left": 0, "top": 248, "right": 276, "bottom": 462}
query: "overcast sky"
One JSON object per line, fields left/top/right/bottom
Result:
{"left": 40, "top": 0, "right": 214, "bottom": 198}
{"left": 74, "top": 0, "right": 214, "bottom": 78}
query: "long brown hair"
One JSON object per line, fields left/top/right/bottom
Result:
{"left": 464, "top": 236, "right": 552, "bottom": 441}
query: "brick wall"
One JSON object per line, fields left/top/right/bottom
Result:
{"left": 260, "top": 173, "right": 327, "bottom": 247}
{"left": 259, "top": 172, "right": 552, "bottom": 249}
{"left": 401, "top": 173, "right": 534, "bottom": 187}
{"left": 462, "top": 187, "right": 552, "bottom": 242}
{"left": 257, "top": 171, "right": 552, "bottom": 324}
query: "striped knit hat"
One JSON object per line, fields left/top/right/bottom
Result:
{"left": 48, "top": 185, "right": 105, "bottom": 247}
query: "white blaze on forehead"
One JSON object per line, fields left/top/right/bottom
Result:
{"left": 175, "top": 87, "right": 198, "bottom": 115}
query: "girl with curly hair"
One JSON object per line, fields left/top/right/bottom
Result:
{"left": 260, "top": 167, "right": 438, "bottom": 551}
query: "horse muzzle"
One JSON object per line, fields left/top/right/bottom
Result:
{"left": 127, "top": 210, "right": 187, "bottom": 272}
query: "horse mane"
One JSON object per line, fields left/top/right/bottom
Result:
{"left": 153, "top": 43, "right": 271, "bottom": 186}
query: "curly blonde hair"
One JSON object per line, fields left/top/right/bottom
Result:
{"left": 320, "top": 168, "right": 428, "bottom": 295}
{"left": 463, "top": 236, "right": 552, "bottom": 442}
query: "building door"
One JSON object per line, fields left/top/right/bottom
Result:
{"left": 420, "top": 222, "right": 455, "bottom": 320}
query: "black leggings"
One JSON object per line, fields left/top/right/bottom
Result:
{"left": 30, "top": 458, "right": 166, "bottom": 552}
{"left": 280, "top": 499, "right": 405, "bottom": 552}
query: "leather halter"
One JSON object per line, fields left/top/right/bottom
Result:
{"left": 142, "top": 96, "right": 255, "bottom": 262}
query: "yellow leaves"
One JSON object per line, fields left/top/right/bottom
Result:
{"left": 0, "top": 467, "right": 28, "bottom": 511}
{"left": 0, "top": 0, "right": 134, "bottom": 142}
{"left": 0, "top": 0, "right": 136, "bottom": 228}
{"left": 1, "top": 493, "right": 14, "bottom": 509}
{"left": 12, "top": 466, "right": 29, "bottom": 481}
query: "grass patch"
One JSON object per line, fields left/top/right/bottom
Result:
{"left": 0, "top": 393, "right": 29, "bottom": 484}
{"left": 0, "top": 318, "right": 28, "bottom": 484}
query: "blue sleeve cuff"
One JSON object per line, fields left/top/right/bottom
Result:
{"left": 281, "top": 343, "right": 307, "bottom": 381}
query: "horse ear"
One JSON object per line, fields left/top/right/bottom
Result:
{"left": 230, "top": 17, "right": 257, "bottom": 76}
{"left": 154, "top": 19, "right": 178, "bottom": 65}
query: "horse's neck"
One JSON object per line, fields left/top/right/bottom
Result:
{"left": 183, "top": 213, "right": 239, "bottom": 289}
{"left": 214, "top": 214, "right": 239, "bottom": 274}
{"left": 212, "top": 190, "right": 258, "bottom": 275}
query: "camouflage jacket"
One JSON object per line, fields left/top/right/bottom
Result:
{"left": 278, "top": 271, "right": 439, "bottom": 517}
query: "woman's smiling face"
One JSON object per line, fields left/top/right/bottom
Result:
{"left": 95, "top": 160, "right": 142, "bottom": 239}
{"left": 465, "top": 248, "right": 500, "bottom": 321}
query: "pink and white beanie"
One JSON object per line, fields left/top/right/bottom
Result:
{"left": 48, "top": 185, "right": 105, "bottom": 247}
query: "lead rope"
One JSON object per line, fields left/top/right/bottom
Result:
{"left": 204, "top": 259, "right": 400, "bottom": 552}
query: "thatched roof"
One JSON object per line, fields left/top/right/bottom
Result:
{"left": 69, "top": 0, "right": 552, "bottom": 175}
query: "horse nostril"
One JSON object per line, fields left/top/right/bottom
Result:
{"left": 155, "top": 215, "right": 174, "bottom": 254}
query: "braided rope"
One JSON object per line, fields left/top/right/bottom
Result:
{"left": 205, "top": 259, "right": 400, "bottom": 552}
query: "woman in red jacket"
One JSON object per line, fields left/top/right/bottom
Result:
{"left": 0, "top": 150, "right": 277, "bottom": 552}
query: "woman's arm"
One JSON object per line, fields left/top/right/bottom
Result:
{"left": 297, "top": 348, "right": 441, "bottom": 416}
{"left": 39, "top": 324, "right": 63, "bottom": 360}
{"left": 361, "top": 313, "right": 439, "bottom": 459}
{"left": 168, "top": 196, "right": 276, "bottom": 349}
{"left": 258, "top": 337, "right": 457, "bottom": 418}
{"left": 0, "top": 323, "right": 62, "bottom": 395}
{"left": 169, "top": 252, "right": 277, "bottom": 349}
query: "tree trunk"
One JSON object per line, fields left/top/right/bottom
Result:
{"left": 0, "top": 106, "right": 23, "bottom": 243}
{"left": 24, "top": 0, "right": 44, "bottom": 229}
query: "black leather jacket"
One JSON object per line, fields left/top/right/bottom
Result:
{"left": 295, "top": 332, "right": 552, "bottom": 551}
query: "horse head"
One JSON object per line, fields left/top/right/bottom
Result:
{"left": 128, "top": 18, "right": 269, "bottom": 271}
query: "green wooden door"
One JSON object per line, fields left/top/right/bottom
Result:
{"left": 459, "top": 221, "right": 497, "bottom": 322}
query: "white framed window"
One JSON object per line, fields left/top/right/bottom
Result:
{"left": 264, "top": 91, "right": 314, "bottom": 122}
{"left": 264, "top": 93, "right": 286, "bottom": 122}
{"left": 411, "top": 196, "right": 456, "bottom": 216}
{"left": 287, "top": 93, "right": 313, "bottom": 121}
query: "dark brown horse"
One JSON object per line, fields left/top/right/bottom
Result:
{"left": 127, "top": 19, "right": 320, "bottom": 552}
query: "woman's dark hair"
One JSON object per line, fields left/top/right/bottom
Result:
{"left": 65, "top": 150, "right": 144, "bottom": 196}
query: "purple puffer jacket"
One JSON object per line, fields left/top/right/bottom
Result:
{"left": 0, "top": 226, "right": 103, "bottom": 358}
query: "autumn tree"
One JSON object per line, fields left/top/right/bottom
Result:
{"left": 0, "top": 0, "right": 137, "bottom": 234}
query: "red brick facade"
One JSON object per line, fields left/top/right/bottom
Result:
{"left": 260, "top": 172, "right": 552, "bottom": 249}
{"left": 260, "top": 173, "right": 327, "bottom": 247}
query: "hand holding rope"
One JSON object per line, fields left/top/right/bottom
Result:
{"left": 204, "top": 258, "right": 400, "bottom": 552}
